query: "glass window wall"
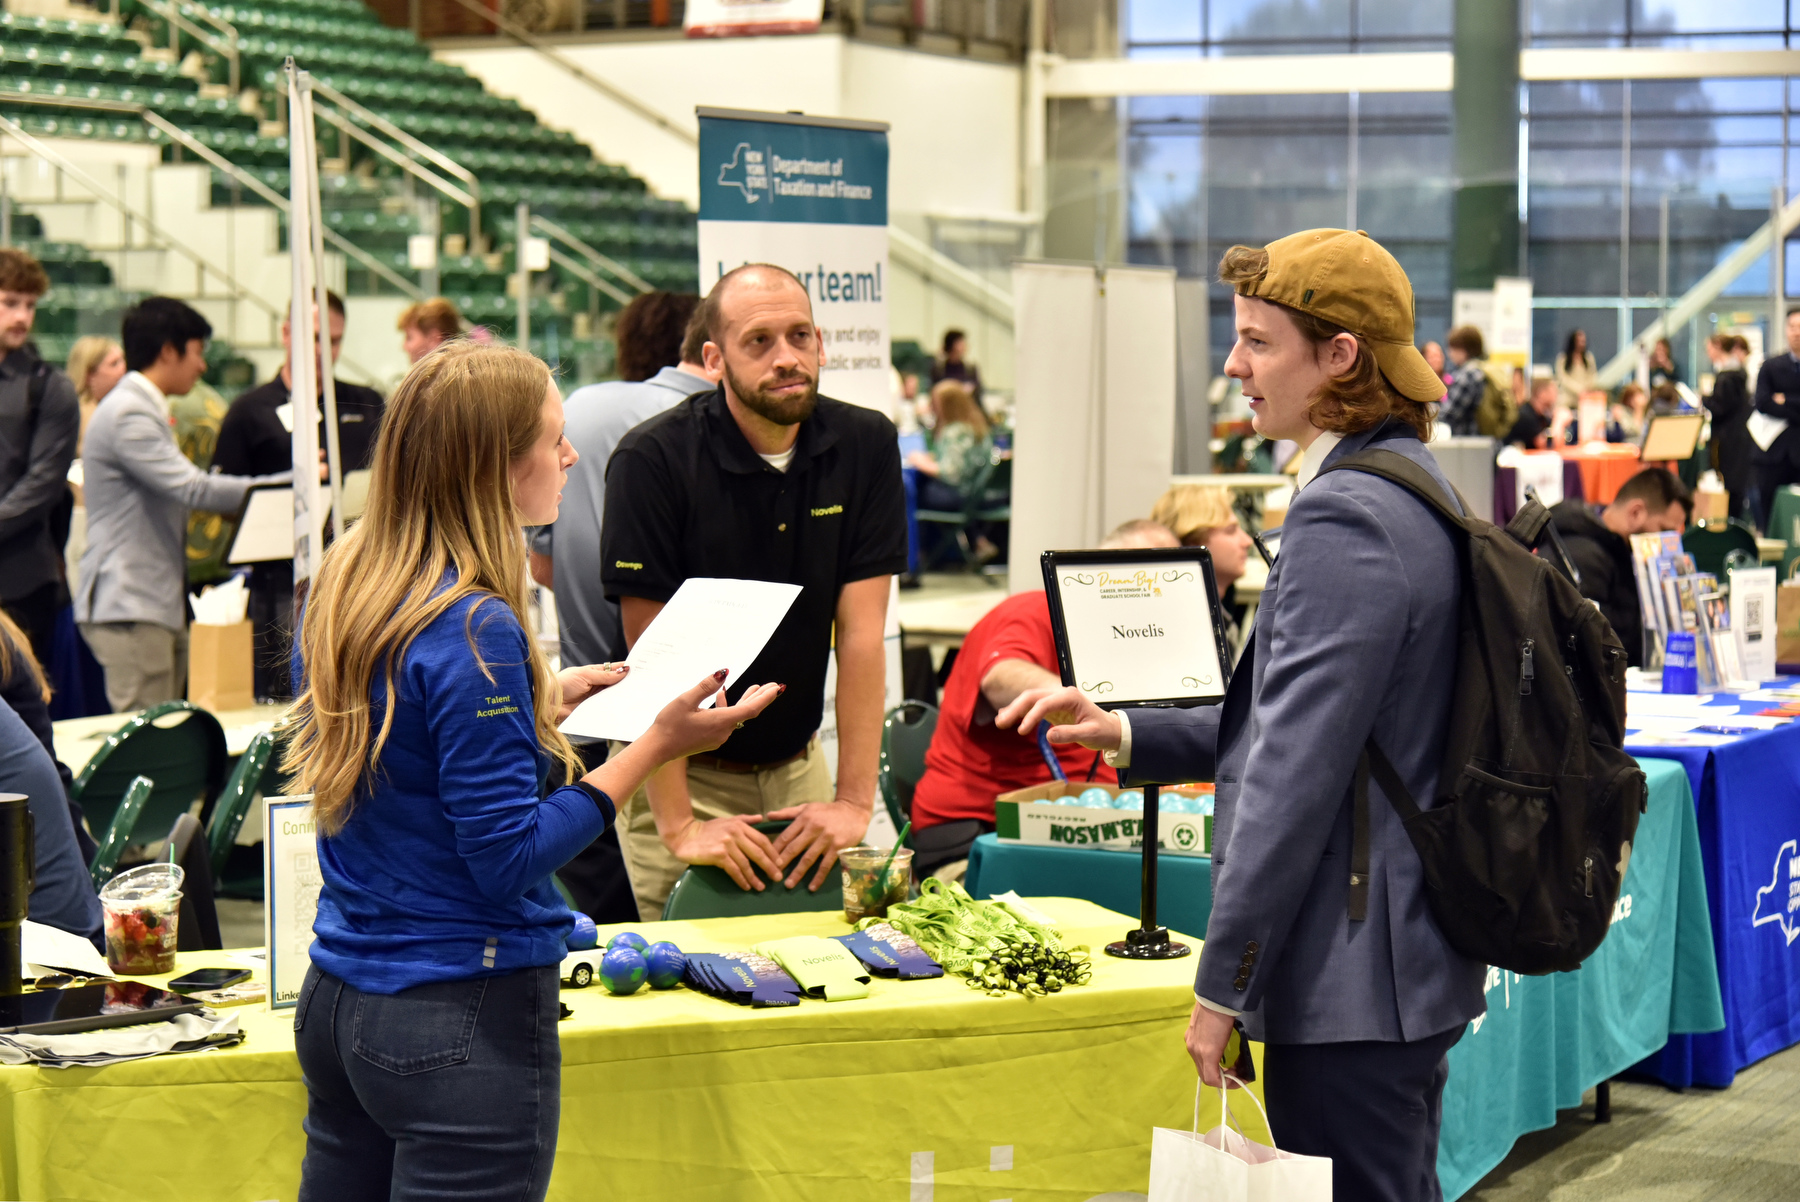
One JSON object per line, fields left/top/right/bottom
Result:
{"left": 1125, "top": 91, "right": 1452, "bottom": 375}
{"left": 1124, "top": 0, "right": 1452, "bottom": 57}
{"left": 1526, "top": 0, "right": 1793, "bottom": 48}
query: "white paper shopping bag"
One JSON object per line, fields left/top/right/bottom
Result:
{"left": 1148, "top": 1077, "right": 1332, "bottom": 1202}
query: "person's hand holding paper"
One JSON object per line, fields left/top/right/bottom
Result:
{"left": 560, "top": 578, "right": 802, "bottom": 742}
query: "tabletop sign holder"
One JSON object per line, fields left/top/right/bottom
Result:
{"left": 227, "top": 483, "right": 296, "bottom": 565}
{"left": 1041, "top": 548, "right": 1232, "bottom": 960}
{"left": 1639, "top": 412, "right": 1705, "bottom": 463}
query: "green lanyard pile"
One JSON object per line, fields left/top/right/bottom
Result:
{"left": 860, "top": 879, "right": 1094, "bottom": 998}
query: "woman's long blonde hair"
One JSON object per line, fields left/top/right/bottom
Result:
{"left": 66, "top": 336, "right": 119, "bottom": 405}
{"left": 282, "top": 342, "right": 580, "bottom": 835}
{"left": 930, "top": 379, "right": 988, "bottom": 437}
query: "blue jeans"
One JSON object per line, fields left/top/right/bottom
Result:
{"left": 294, "top": 963, "right": 562, "bottom": 1202}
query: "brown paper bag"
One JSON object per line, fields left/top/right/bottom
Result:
{"left": 188, "top": 620, "right": 254, "bottom": 712}
{"left": 1693, "top": 488, "right": 1729, "bottom": 521}
{"left": 1777, "top": 581, "right": 1800, "bottom": 668}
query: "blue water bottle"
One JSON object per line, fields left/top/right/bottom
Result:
{"left": 1662, "top": 631, "right": 1698, "bottom": 694}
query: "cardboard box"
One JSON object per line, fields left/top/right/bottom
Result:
{"left": 188, "top": 619, "right": 254, "bottom": 712}
{"left": 994, "top": 781, "right": 1211, "bottom": 857}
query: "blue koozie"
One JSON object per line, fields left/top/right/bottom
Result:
{"left": 1662, "top": 631, "right": 1698, "bottom": 694}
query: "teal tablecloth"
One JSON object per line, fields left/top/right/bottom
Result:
{"left": 1437, "top": 757, "right": 1725, "bottom": 1199}
{"left": 963, "top": 835, "right": 1213, "bottom": 939}
{"left": 960, "top": 761, "right": 1722, "bottom": 1202}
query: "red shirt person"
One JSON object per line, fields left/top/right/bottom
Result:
{"left": 908, "top": 519, "right": 1179, "bottom": 876}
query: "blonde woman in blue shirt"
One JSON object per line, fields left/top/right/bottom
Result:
{"left": 283, "top": 341, "right": 780, "bottom": 1200}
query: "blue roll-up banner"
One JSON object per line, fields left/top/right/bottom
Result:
{"left": 697, "top": 107, "right": 891, "bottom": 412}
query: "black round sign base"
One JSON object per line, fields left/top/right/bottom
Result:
{"left": 1105, "top": 925, "right": 1192, "bottom": 960}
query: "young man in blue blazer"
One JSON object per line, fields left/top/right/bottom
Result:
{"left": 1002, "top": 229, "right": 1482, "bottom": 1202}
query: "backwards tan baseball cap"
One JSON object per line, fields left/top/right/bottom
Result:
{"left": 1232, "top": 228, "right": 1446, "bottom": 404}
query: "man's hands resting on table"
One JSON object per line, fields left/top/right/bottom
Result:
{"left": 767, "top": 797, "right": 874, "bottom": 891}
{"left": 662, "top": 808, "right": 783, "bottom": 893}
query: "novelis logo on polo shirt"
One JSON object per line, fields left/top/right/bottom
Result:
{"left": 810, "top": 504, "right": 844, "bottom": 517}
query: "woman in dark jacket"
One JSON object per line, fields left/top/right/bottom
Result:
{"left": 0, "top": 610, "right": 95, "bottom": 861}
{"left": 1706, "top": 334, "right": 1753, "bottom": 519}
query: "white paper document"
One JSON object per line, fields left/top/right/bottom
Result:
{"left": 21, "top": 919, "right": 113, "bottom": 978}
{"left": 228, "top": 485, "right": 296, "bottom": 564}
{"left": 559, "top": 578, "right": 803, "bottom": 743}
{"left": 1623, "top": 692, "right": 1718, "bottom": 718}
{"left": 1627, "top": 714, "right": 1788, "bottom": 734}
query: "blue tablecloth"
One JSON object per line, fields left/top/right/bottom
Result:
{"left": 1626, "top": 682, "right": 1800, "bottom": 1088}
{"left": 1438, "top": 758, "right": 1723, "bottom": 1198}
{"left": 963, "top": 835, "right": 1214, "bottom": 941}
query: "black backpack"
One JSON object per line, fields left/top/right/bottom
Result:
{"left": 1323, "top": 448, "right": 1647, "bottom": 976}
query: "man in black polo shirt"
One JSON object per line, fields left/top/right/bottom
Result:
{"left": 602, "top": 263, "right": 906, "bottom": 919}
{"left": 212, "top": 290, "right": 384, "bottom": 699}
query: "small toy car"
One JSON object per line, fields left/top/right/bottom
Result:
{"left": 561, "top": 948, "right": 603, "bottom": 989}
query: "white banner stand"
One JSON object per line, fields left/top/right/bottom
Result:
{"left": 1008, "top": 263, "right": 1178, "bottom": 594}
{"left": 286, "top": 59, "right": 344, "bottom": 587}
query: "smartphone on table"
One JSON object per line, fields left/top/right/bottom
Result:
{"left": 166, "top": 967, "right": 253, "bottom": 995}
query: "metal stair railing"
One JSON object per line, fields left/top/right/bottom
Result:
{"left": 0, "top": 109, "right": 278, "bottom": 339}
{"left": 529, "top": 212, "right": 648, "bottom": 300}
{"left": 1597, "top": 189, "right": 1800, "bottom": 387}
{"left": 308, "top": 78, "right": 482, "bottom": 248}
{"left": 306, "top": 98, "right": 482, "bottom": 255}
{"left": 0, "top": 90, "right": 422, "bottom": 299}
{"left": 134, "top": 0, "right": 241, "bottom": 93}
{"left": 888, "top": 224, "right": 1015, "bottom": 330}
{"left": 436, "top": 0, "right": 696, "bottom": 149}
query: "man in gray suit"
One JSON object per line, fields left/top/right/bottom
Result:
{"left": 1003, "top": 230, "right": 1480, "bottom": 1201}
{"left": 77, "top": 298, "right": 287, "bottom": 712}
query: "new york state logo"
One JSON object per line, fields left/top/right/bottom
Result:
{"left": 1751, "top": 839, "right": 1800, "bottom": 946}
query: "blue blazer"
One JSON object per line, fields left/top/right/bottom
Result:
{"left": 1127, "top": 423, "right": 1486, "bottom": 1045}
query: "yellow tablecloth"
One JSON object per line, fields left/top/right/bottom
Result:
{"left": 1, "top": 899, "right": 1262, "bottom": 1202}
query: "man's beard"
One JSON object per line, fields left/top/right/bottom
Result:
{"left": 725, "top": 359, "right": 818, "bottom": 426}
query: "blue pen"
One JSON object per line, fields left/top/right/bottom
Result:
{"left": 1036, "top": 721, "right": 1067, "bottom": 782}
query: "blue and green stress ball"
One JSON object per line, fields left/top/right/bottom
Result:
{"left": 1077, "top": 787, "right": 1113, "bottom": 809}
{"left": 608, "top": 930, "right": 649, "bottom": 954}
{"left": 567, "top": 913, "right": 599, "bottom": 950}
{"left": 1114, "top": 790, "right": 1144, "bottom": 810}
{"left": 599, "top": 946, "right": 648, "bottom": 996}
{"left": 644, "top": 941, "right": 687, "bottom": 990}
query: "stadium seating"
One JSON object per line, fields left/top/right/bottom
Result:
{"left": 0, "top": 1, "right": 697, "bottom": 367}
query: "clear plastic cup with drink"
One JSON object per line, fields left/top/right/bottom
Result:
{"left": 99, "top": 863, "right": 184, "bottom": 975}
{"left": 839, "top": 845, "right": 912, "bottom": 923}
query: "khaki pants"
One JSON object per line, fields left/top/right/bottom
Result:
{"left": 80, "top": 621, "right": 188, "bottom": 714}
{"left": 613, "top": 736, "right": 834, "bottom": 921}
